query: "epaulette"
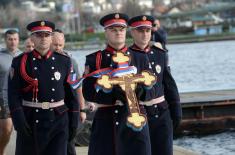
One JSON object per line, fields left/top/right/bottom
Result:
{"left": 63, "top": 51, "right": 72, "bottom": 57}
{"left": 13, "top": 52, "right": 25, "bottom": 60}
{"left": 85, "top": 50, "right": 103, "bottom": 70}
{"left": 53, "top": 51, "right": 70, "bottom": 58}
{"left": 17, "top": 52, "right": 25, "bottom": 57}
{"left": 151, "top": 42, "right": 168, "bottom": 52}
{"left": 86, "top": 50, "right": 102, "bottom": 58}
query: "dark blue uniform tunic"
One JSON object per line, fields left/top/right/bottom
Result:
{"left": 82, "top": 45, "right": 151, "bottom": 155}
{"left": 8, "top": 50, "right": 79, "bottom": 155}
{"left": 128, "top": 44, "right": 182, "bottom": 155}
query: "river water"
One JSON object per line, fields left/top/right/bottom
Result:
{"left": 71, "top": 40, "right": 235, "bottom": 155}
{"left": 167, "top": 40, "right": 235, "bottom": 93}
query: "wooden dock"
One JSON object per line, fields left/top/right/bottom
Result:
{"left": 177, "top": 89, "right": 235, "bottom": 135}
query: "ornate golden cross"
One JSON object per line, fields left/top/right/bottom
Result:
{"left": 96, "top": 52, "right": 156, "bottom": 131}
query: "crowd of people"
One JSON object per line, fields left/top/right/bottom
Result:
{"left": 0, "top": 12, "right": 181, "bottom": 155}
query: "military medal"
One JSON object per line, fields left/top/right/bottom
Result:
{"left": 155, "top": 65, "right": 161, "bottom": 74}
{"left": 54, "top": 71, "right": 61, "bottom": 80}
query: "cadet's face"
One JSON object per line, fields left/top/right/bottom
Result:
{"left": 51, "top": 33, "right": 65, "bottom": 53}
{"left": 131, "top": 27, "right": 151, "bottom": 48}
{"left": 5, "top": 33, "right": 19, "bottom": 53}
{"left": 24, "top": 39, "right": 34, "bottom": 53}
{"left": 105, "top": 26, "right": 126, "bottom": 47}
{"left": 31, "top": 32, "right": 52, "bottom": 51}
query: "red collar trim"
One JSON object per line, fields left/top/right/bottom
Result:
{"left": 32, "top": 50, "right": 53, "bottom": 59}
{"left": 105, "top": 45, "right": 128, "bottom": 54}
{"left": 130, "top": 44, "right": 150, "bottom": 53}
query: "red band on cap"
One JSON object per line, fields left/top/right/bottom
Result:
{"left": 31, "top": 26, "right": 52, "bottom": 33}
{"left": 104, "top": 19, "right": 126, "bottom": 27}
{"left": 130, "top": 21, "right": 152, "bottom": 28}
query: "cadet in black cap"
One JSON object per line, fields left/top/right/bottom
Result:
{"left": 27, "top": 20, "right": 55, "bottom": 34}
{"left": 8, "top": 20, "right": 80, "bottom": 155}
{"left": 128, "top": 15, "right": 182, "bottom": 155}
{"left": 128, "top": 15, "right": 154, "bottom": 29}
{"left": 82, "top": 13, "right": 151, "bottom": 155}
{"left": 99, "top": 13, "right": 129, "bottom": 28}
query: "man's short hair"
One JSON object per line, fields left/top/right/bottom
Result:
{"left": 53, "top": 29, "right": 64, "bottom": 34}
{"left": 4, "top": 29, "right": 19, "bottom": 39}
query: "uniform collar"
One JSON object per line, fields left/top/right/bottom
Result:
{"left": 105, "top": 44, "right": 128, "bottom": 54}
{"left": 130, "top": 44, "right": 150, "bottom": 53}
{"left": 32, "top": 49, "right": 53, "bottom": 59}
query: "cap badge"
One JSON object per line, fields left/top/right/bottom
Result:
{"left": 142, "top": 16, "right": 147, "bottom": 21}
{"left": 115, "top": 14, "right": 120, "bottom": 19}
{"left": 41, "top": 21, "right": 45, "bottom": 26}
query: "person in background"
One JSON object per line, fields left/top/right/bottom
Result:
{"left": 151, "top": 19, "right": 168, "bottom": 50}
{"left": 128, "top": 15, "right": 182, "bottom": 155}
{"left": 51, "top": 29, "right": 65, "bottom": 53}
{"left": 8, "top": 20, "right": 80, "bottom": 155}
{"left": 24, "top": 37, "right": 34, "bottom": 53}
{"left": 0, "top": 29, "right": 20, "bottom": 155}
{"left": 82, "top": 13, "right": 151, "bottom": 155}
{"left": 51, "top": 29, "right": 86, "bottom": 155}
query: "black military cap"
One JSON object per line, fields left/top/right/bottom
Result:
{"left": 128, "top": 15, "right": 154, "bottom": 28}
{"left": 100, "top": 13, "right": 129, "bottom": 28}
{"left": 27, "top": 20, "right": 55, "bottom": 34}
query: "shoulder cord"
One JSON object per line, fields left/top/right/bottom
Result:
{"left": 20, "top": 54, "right": 38, "bottom": 102}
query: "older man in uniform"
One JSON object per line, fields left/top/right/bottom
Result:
{"left": 8, "top": 21, "right": 80, "bottom": 155}
{"left": 51, "top": 29, "right": 86, "bottom": 155}
{"left": 128, "top": 15, "right": 182, "bottom": 155}
{"left": 0, "top": 29, "right": 21, "bottom": 155}
{"left": 82, "top": 13, "right": 151, "bottom": 155}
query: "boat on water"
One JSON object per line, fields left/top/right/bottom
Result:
{"left": 176, "top": 89, "right": 235, "bottom": 136}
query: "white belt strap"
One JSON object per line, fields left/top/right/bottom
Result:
{"left": 89, "top": 96, "right": 165, "bottom": 109}
{"left": 139, "top": 96, "right": 165, "bottom": 106}
{"left": 22, "top": 100, "right": 64, "bottom": 109}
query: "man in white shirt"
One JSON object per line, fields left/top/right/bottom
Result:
{"left": 0, "top": 29, "right": 20, "bottom": 155}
